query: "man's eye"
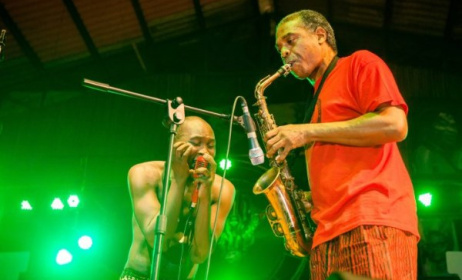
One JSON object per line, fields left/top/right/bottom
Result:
{"left": 287, "top": 35, "right": 298, "bottom": 45}
{"left": 189, "top": 141, "right": 200, "bottom": 147}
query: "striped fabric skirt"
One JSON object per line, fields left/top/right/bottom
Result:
{"left": 310, "top": 225, "right": 418, "bottom": 280}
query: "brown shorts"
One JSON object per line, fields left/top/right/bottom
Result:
{"left": 310, "top": 225, "right": 418, "bottom": 280}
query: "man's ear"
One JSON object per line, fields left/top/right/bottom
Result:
{"left": 315, "top": 26, "right": 327, "bottom": 45}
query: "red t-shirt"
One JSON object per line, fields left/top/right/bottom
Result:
{"left": 306, "top": 50, "right": 420, "bottom": 248}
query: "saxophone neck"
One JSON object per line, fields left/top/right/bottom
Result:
{"left": 255, "top": 75, "right": 271, "bottom": 99}
{"left": 255, "top": 64, "right": 292, "bottom": 98}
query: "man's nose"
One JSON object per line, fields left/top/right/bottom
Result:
{"left": 197, "top": 147, "right": 208, "bottom": 155}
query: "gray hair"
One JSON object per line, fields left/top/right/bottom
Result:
{"left": 278, "top": 10, "right": 337, "bottom": 52}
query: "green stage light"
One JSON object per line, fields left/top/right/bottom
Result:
{"left": 219, "top": 159, "right": 232, "bottom": 170}
{"left": 21, "top": 200, "right": 32, "bottom": 210}
{"left": 67, "top": 195, "right": 80, "bottom": 207}
{"left": 51, "top": 198, "right": 64, "bottom": 210}
{"left": 78, "top": 235, "right": 93, "bottom": 250}
{"left": 418, "top": 193, "right": 432, "bottom": 207}
{"left": 56, "top": 249, "right": 72, "bottom": 265}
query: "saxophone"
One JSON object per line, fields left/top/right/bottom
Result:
{"left": 252, "top": 64, "right": 314, "bottom": 257}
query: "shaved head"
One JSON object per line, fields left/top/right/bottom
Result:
{"left": 175, "top": 116, "right": 215, "bottom": 142}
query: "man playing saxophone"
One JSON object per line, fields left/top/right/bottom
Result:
{"left": 264, "top": 10, "right": 419, "bottom": 280}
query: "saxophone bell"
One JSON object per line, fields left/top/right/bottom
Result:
{"left": 253, "top": 166, "right": 312, "bottom": 256}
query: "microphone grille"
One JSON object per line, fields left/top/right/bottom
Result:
{"left": 193, "top": 155, "right": 209, "bottom": 179}
{"left": 194, "top": 155, "right": 208, "bottom": 169}
{"left": 249, "top": 148, "right": 265, "bottom": 165}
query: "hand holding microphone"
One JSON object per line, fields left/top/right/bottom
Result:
{"left": 191, "top": 155, "right": 209, "bottom": 208}
{"left": 193, "top": 155, "right": 209, "bottom": 179}
{"left": 192, "top": 154, "right": 216, "bottom": 188}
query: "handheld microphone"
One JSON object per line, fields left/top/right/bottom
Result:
{"left": 241, "top": 99, "right": 265, "bottom": 165}
{"left": 193, "top": 155, "right": 208, "bottom": 177}
{"left": 191, "top": 155, "right": 208, "bottom": 208}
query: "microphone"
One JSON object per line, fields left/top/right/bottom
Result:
{"left": 193, "top": 155, "right": 208, "bottom": 178}
{"left": 191, "top": 155, "right": 208, "bottom": 208}
{"left": 241, "top": 99, "right": 264, "bottom": 165}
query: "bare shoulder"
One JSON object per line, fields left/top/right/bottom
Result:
{"left": 128, "top": 161, "right": 165, "bottom": 190}
{"left": 212, "top": 174, "right": 235, "bottom": 201}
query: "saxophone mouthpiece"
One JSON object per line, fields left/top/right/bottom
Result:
{"left": 278, "top": 64, "right": 292, "bottom": 77}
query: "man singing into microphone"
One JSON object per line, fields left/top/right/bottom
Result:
{"left": 121, "top": 116, "right": 235, "bottom": 280}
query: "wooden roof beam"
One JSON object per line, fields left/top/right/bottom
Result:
{"left": 0, "top": 3, "right": 42, "bottom": 69}
{"left": 61, "top": 0, "right": 99, "bottom": 59}
{"left": 130, "top": 0, "right": 153, "bottom": 45}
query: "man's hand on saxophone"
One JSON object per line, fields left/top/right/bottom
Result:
{"left": 264, "top": 124, "right": 312, "bottom": 163}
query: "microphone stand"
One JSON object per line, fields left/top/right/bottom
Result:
{"left": 82, "top": 78, "right": 242, "bottom": 280}
{"left": 152, "top": 97, "right": 184, "bottom": 280}
{"left": 82, "top": 79, "right": 243, "bottom": 126}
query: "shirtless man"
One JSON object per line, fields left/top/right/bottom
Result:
{"left": 121, "top": 116, "right": 235, "bottom": 280}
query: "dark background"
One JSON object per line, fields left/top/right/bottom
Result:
{"left": 1, "top": 0, "right": 462, "bottom": 279}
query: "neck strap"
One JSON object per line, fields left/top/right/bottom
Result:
{"left": 303, "top": 56, "right": 338, "bottom": 123}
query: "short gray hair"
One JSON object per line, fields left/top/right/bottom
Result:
{"left": 278, "top": 10, "right": 337, "bottom": 52}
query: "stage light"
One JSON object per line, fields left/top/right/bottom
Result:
{"left": 78, "top": 235, "right": 93, "bottom": 250}
{"left": 56, "top": 249, "right": 72, "bottom": 265}
{"left": 219, "top": 159, "right": 232, "bottom": 170}
{"left": 21, "top": 200, "right": 32, "bottom": 210}
{"left": 51, "top": 198, "right": 64, "bottom": 210}
{"left": 67, "top": 195, "right": 80, "bottom": 208}
{"left": 418, "top": 192, "right": 432, "bottom": 207}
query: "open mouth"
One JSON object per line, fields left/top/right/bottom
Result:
{"left": 191, "top": 155, "right": 210, "bottom": 170}
{"left": 189, "top": 156, "right": 197, "bottom": 169}
{"left": 283, "top": 60, "right": 296, "bottom": 69}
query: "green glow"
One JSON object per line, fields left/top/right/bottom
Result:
{"left": 56, "top": 249, "right": 72, "bottom": 265}
{"left": 67, "top": 195, "right": 80, "bottom": 207}
{"left": 21, "top": 200, "right": 33, "bottom": 210}
{"left": 51, "top": 198, "right": 64, "bottom": 210}
{"left": 219, "top": 159, "right": 232, "bottom": 170}
{"left": 308, "top": 78, "right": 315, "bottom": 86}
{"left": 418, "top": 193, "right": 432, "bottom": 207}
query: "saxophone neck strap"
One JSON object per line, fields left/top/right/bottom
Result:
{"left": 303, "top": 55, "right": 338, "bottom": 123}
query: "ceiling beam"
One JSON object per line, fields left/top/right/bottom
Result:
{"left": 327, "top": 0, "right": 334, "bottom": 21}
{"left": 250, "top": 0, "right": 260, "bottom": 16}
{"left": 384, "top": 0, "right": 394, "bottom": 30}
{"left": 130, "top": 0, "right": 153, "bottom": 45}
{"left": 192, "top": 0, "right": 206, "bottom": 30}
{"left": 444, "top": 0, "right": 458, "bottom": 42}
{"left": 61, "top": 0, "right": 99, "bottom": 59}
{"left": 0, "top": 3, "right": 42, "bottom": 69}
{"left": 382, "top": 0, "right": 394, "bottom": 58}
